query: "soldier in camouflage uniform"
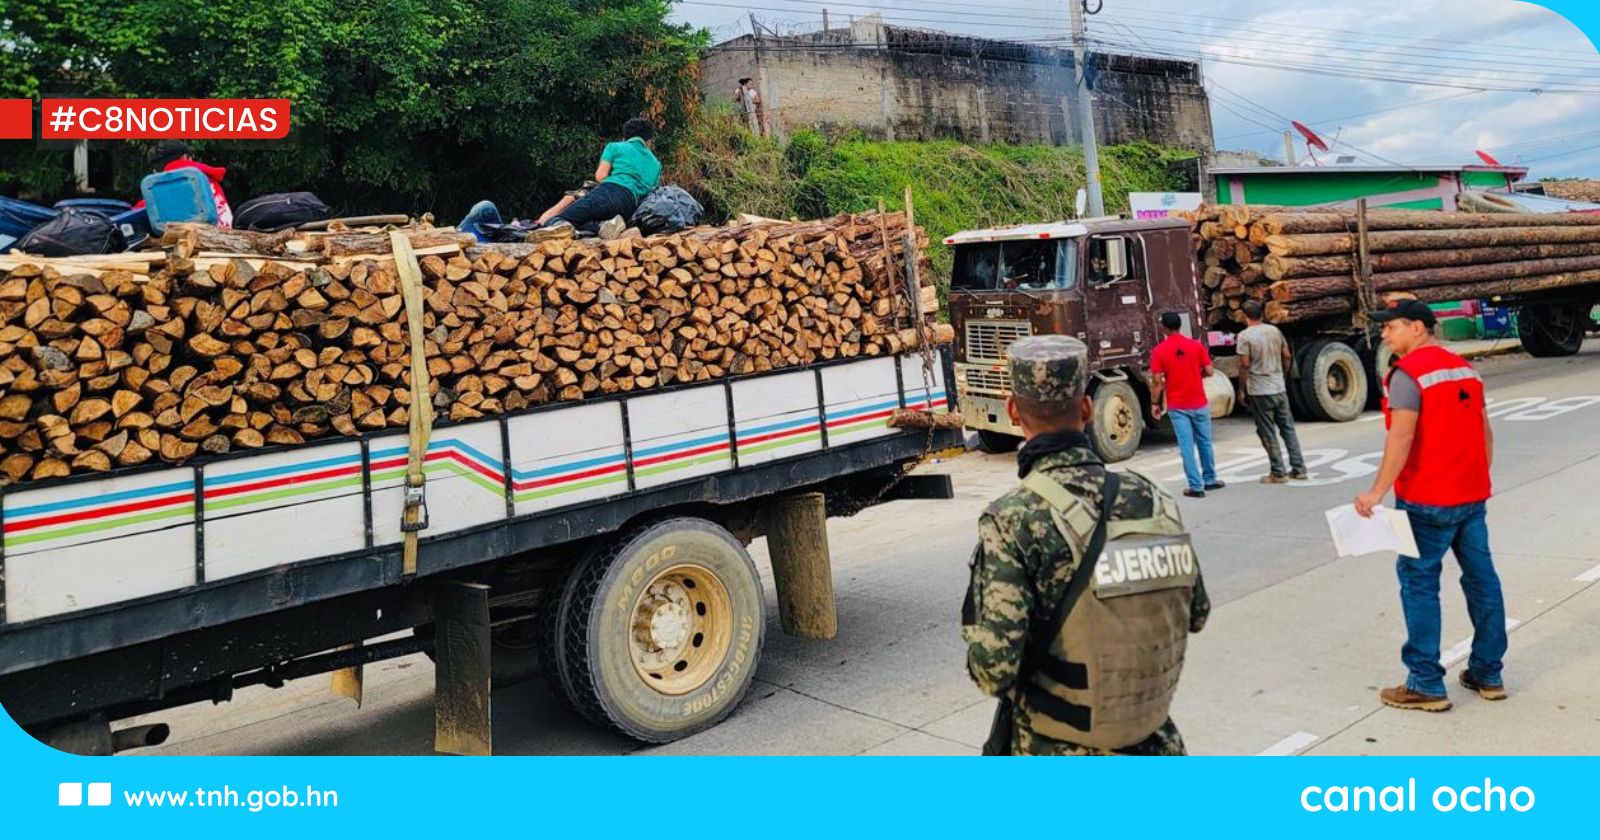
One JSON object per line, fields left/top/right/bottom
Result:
{"left": 962, "top": 335, "right": 1210, "bottom": 756}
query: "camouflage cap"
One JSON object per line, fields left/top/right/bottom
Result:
{"left": 1008, "top": 335, "right": 1090, "bottom": 402}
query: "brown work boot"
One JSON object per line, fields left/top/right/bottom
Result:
{"left": 1260, "top": 473, "right": 1288, "bottom": 485}
{"left": 1460, "top": 670, "right": 1507, "bottom": 701}
{"left": 1380, "top": 684, "right": 1452, "bottom": 712}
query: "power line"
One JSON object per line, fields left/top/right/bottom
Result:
{"left": 1082, "top": 27, "right": 1600, "bottom": 87}
{"left": 1103, "top": 0, "right": 1600, "bottom": 59}
{"left": 1217, "top": 90, "right": 1488, "bottom": 142}
{"left": 1087, "top": 34, "right": 1600, "bottom": 95}
{"left": 693, "top": 0, "right": 1600, "bottom": 79}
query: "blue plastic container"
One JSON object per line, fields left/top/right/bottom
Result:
{"left": 1479, "top": 305, "right": 1514, "bottom": 338}
{"left": 140, "top": 168, "right": 217, "bottom": 233}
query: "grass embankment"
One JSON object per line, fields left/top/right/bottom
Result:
{"left": 672, "top": 113, "right": 1198, "bottom": 282}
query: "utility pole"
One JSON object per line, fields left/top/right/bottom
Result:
{"left": 1283, "top": 130, "right": 1297, "bottom": 166}
{"left": 1070, "top": 0, "right": 1105, "bottom": 217}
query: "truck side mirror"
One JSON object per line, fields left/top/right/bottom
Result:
{"left": 1105, "top": 238, "right": 1129, "bottom": 280}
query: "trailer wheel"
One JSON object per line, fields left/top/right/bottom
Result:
{"left": 1088, "top": 380, "right": 1143, "bottom": 463}
{"left": 1518, "top": 304, "right": 1586, "bottom": 357}
{"left": 559, "top": 518, "right": 765, "bottom": 743}
{"left": 1298, "top": 341, "right": 1367, "bottom": 422}
{"left": 976, "top": 430, "right": 1021, "bottom": 453}
{"left": 1287, "top": 341, "right": 1317, "bottom": 421}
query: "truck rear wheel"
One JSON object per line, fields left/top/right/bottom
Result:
{"left": 976, "top": 430, "right": 1021, "bottom": 453}
{"left": 1298, "top": 340, "right": 1367, "bottom": 423}
{"left": 1518, "top": 304, "right": 1586, "bottom": 357}
{"left": 557, "top": 518, "right": 765, "bottom": 743}
{"left": 1088, "top": 380, "right": 1143, "bottom": 463}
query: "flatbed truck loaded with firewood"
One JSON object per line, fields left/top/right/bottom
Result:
{"left": 0, "top": 211, "right": 962, "bottom": 754}
{"left": 948, "top": 206, "right": 1599, "bottom": 460}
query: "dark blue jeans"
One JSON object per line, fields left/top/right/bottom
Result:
{"left": 1395, "top": 498, "right": 1507, "bottom": 696}
{"left": 550, "top": 181, "right": 637, "bottom": 234}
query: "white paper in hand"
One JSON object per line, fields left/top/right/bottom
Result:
{"left": 1325, "top": 504, "right": 1420, "bottom": 558}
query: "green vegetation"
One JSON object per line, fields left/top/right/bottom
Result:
{"left": 674, "top": 113, "right": 1198, "bottom": 278}
{"left": 1, "top": 0, "right": 706, "bottom": 215}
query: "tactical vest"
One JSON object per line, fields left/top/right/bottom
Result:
{"left": 1019, "top": 470, "right": 1197, "bottom": 750}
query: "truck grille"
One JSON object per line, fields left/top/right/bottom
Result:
{"left": 960, "top": 366, "right": 1011, "bottom": 396}
{"left": 963, "top": 319, "right": 1032, "bottom": 364}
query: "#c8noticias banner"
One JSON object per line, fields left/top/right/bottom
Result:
{"left": 37, "top": 99, "right": 291, "bottom": 140}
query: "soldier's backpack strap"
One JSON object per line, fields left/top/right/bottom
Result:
{"left": 1019, "top": 468, "right": 1121, "bottom": 680}
{"left": 1102, "top": 468, "right": 1186, "bottom": 540}
{"left": 1021, "top": 470, "right": 1100, "bottom": 561}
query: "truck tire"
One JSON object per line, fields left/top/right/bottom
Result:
{"left": 1088, "top": 380, "right": 1143, "bottom": 463}
{"left": 559, "top": 518, "right": 765, "bottom": 743}
{"left": 1298, "top": 340, "right": 1367, "bottom": 423}
{"left": 1361, "top": 339, "right": 1396, "bottom": 410}
{"left": 976, "top": 430, "right": 1021, "bottom": 453}
{"left": 1518, "top": 304, "right": 1586, "bottom": 357}
{"left": 1287, "top": 341, "right": 1317, "bottom": 421}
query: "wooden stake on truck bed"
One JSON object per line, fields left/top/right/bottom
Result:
{"left": 391, "top": 231, "right": 434, "bottom": 577}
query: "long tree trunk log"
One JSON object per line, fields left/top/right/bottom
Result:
{"left": 1269, "top": 276, "right": 1357, "bottom": 302}
{"left": 1271, "top": 254, "right": 1600, "bottom": 301}
{"left": 1257, "top": 210, "right": 1600, "bottom": 236}
{"left": 316, "top": 229, "right": 477, "bottom": 257}
{"left": 1266, "top": 225, "right": 1600, "bottom": 257}
{"left": 1263, "top": 242, "right": 1600, "bottom": 280}
{"left": 161, "top": 224, "right": 297, "bottom": 257}
{"left": 1265, "top": 296, "right": 1354, "bottom": 324}
{"left": 1394, "top": 268, "right": 1600, "bottom": 305}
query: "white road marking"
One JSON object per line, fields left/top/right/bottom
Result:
{"left": 1441, "top": 618, "right": 1522, "bottom": 667}
{"left": 1257, "top": 731, "right": 1319, "bottom": 756}
{"left": 1575, "top": 564, "right": 1600, "bottom": 583}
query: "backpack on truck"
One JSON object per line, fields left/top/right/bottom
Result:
{"left": 234, "top": 192, "right": 331, "bottom": 232}
{"left": 16, "top": 208, "right": 126, "bottom": 257}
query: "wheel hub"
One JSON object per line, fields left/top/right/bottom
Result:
{"left": 634, "top": 583, "right": 693, "bottom": 664}
{"left": 627, "top": 564, "right": 735, "bottom": 696}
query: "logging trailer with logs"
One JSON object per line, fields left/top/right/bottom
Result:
{"left": 947, "top": 208, "right": 1599, "bottom": 460}
{"left": 0, "top": 210, "right": 965, "bottom": 753}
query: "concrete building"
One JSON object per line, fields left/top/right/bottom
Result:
{"left": 701, "top": 18, "right": 1214, "bottom": 152}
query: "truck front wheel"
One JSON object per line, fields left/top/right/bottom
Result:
{"left": 1088, "top": 380, "right": 1144, "bottom": 463}
{"left": 555, "top": 518, "right": 765, "bottom": 743}
{"left": 1298, "top": 341, "right": 1367, "bottom": 423}
{"left": 1518, "top": 304, "right": 1587, "bottom": 357}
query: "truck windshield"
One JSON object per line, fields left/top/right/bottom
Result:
{"left": 950, "top": 241, "right": 1076, "bottom": 292}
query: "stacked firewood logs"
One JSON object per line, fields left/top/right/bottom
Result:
{"left": 0, "top": 213, "right": 947, "bottom": 483}
{"left": 1183, "top": 205, "right": 1600, "bottom": 327}
{"left": 1181, "top": 205, "right": 1288, "bottom": 329}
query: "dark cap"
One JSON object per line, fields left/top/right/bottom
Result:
{"left": 1159, "top": 311, "right": 1183, "bottom": 330}
{"left": 1370, "top": 298, "right": 1437, "bottom": 328}
{"left": 1008, "top": 335, "right": 1090, "bottom": 403}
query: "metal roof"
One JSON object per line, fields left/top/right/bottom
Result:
{"left": 1209, "top": 164, "right": 1528, "bottom": 178}
{"left": 943, "top": 222, "right": 1088, "bottom": 245}
{"left": 942, "top": 217, "right": 1187, "bottom": 245}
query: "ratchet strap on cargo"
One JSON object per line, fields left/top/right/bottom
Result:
{"left": 390, "top": 232, "right": 433, "bottom": 577}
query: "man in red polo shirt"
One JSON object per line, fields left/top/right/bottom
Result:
{"left": 1355, "top": 298, "right": 1506, "bottom": 712}
{"left": 1150, "top": 312, "right": 1224, "bottom": 499}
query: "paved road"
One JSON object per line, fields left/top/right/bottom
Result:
{"left": 130, "top": 344, "right": 1600, "bottom": 756}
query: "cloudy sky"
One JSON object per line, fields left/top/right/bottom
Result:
{"left": 670, "top": 0, "right": 1600, "bottom": 180}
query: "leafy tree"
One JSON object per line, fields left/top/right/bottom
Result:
{"left": 0, "top": 0, "right": 706, "bottom": 215}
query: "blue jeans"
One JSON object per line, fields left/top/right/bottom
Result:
{"left": 458, "top": 200, "right": 502, "bottom": 242}
{"left": 1395, "top": 499, "right": 1507, "bottom": 696}
{"left": 1168, "top": 407, "right": 1217, "bottom": 492}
